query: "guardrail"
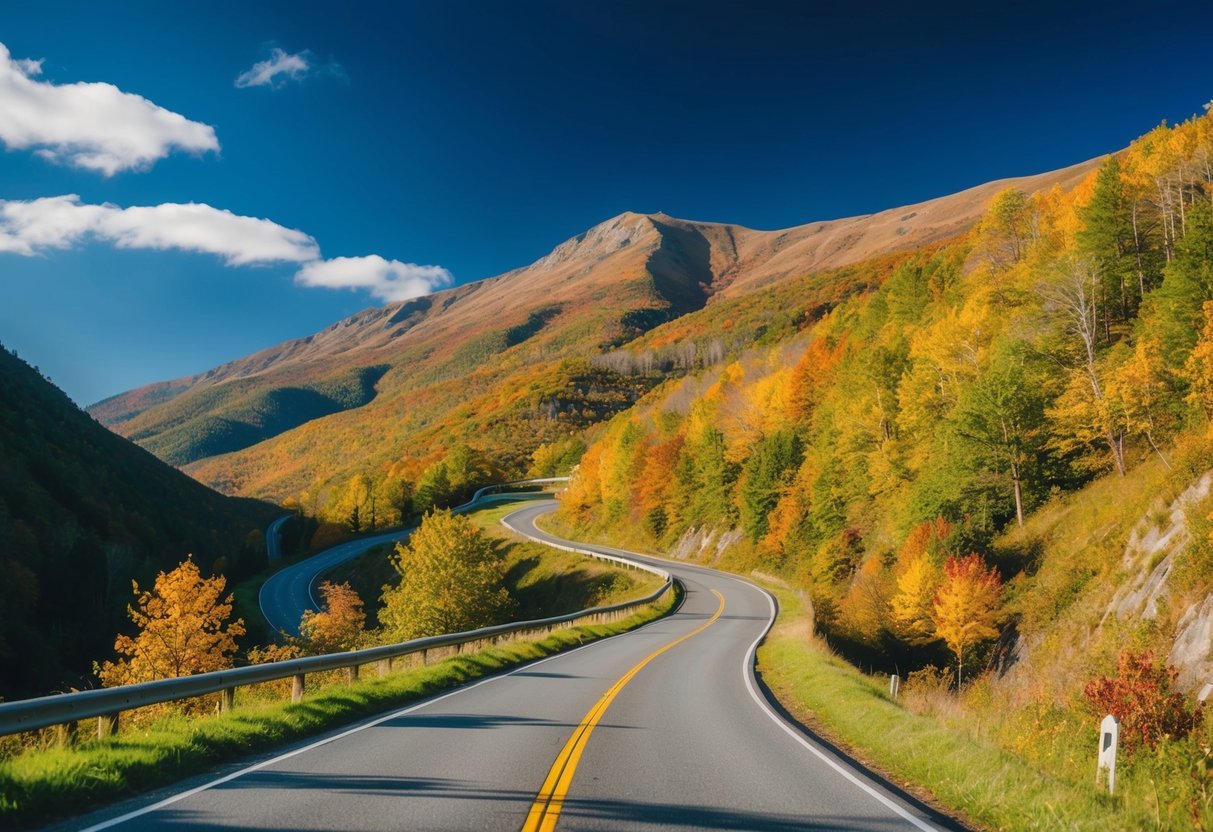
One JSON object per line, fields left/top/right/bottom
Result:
{"left": 0, "top": 488, "right": 672, "bottom": 743}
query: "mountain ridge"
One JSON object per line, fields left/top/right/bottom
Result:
{"left": 87, "top": 151, "right": 1105, "bottom": 502}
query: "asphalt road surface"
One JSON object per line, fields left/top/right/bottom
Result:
{"left": 259, "top": 524, "right": 414, "bottom": 637}
{"left": 71, "top": 501, "right": 957, "bottom": 832}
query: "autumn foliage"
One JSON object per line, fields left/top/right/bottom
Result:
{"left": 1084, "top": 650, "right": 1204, "bottom": 754}
{"left": 931, "top": 554, "right": 1003, "bottom": 685}
{"left": 300, "top": 581, "right": 366, "bottom": 654}
{"left": 379, "top": 510, "right": 514, "bottom": 641}
{"left": 97, "top": 557, "right": 244, "bottom": 687}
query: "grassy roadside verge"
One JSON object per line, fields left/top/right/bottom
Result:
{"left": 531, "top": 511, "right": 1151, "bottom": 830}
{"left": 755, "top": 587, "right": 1147, "bottom": 831}
{"left": 0, "top": 594, "right": 675, "bottom": 829}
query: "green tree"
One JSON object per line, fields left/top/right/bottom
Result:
{"left": 686, "top": 428, "right": 739, "bottom": 526}
{"left": 740, "top": 429, "right": 803, "bottom": 541}
{"left": 413, "top": 462, "right": 451, "bottom": 513}
{"left": 379, "top": 510, "right": 514, "bottom": 640}
{"left": 1139, "top": 200, "right": 1213, "bottom": 377}
{"left": 951, "top": 347, "right": 1047, "bottom": 527}
{"left": 1079, "top": 156, "right": 1138, "bottom": 321}
{"left": 977, "top": 188, "right": 1035, "bottom": 269}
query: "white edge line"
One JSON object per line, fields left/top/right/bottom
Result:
{"left": 517, "top": 502, "right": 939, "bottom": 832}
{"left": 735, "top": 581, "right": 939, "bottom": 832}
{"left": 79, "top": 572, "right": 672, "bottom": 831}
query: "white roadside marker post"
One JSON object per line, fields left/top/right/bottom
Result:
{"left": 1096, "top": 714, "right": 1119, "bottom": 796}
{"left": 889, "top": 674, "right": 900, "bottom": 699}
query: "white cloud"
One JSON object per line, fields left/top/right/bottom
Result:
{"left": 0, "top": 196, "right": 452, "bottom": 304}
{"left": 296, "top": 255, "right": 453, "bottom": 302}
{"left": 14, "top": 58, "right": 42, "bottom": 77}
{"left": 235, "top": 48, "right": 312, "bottom": 89}
{"left": 0, "top": 42, "right": 219, "bottom": 175}
{"left": 0, "top": 195, "right": 319, "bottom": 265}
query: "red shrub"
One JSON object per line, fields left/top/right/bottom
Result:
{"left": 1083, "top": 650, "right": 1204, "bottom": 753}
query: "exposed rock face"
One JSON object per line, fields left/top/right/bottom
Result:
{"left": 1171, "top": 594, "right": 1213, "bottom": 690}
{"left": 1105, "top": 472, "right": 1212, "bottom": 623}
{"left": 670, "top": 526, "right": 745, "bottom": 563}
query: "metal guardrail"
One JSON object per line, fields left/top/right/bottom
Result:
{"left": 0, "top": 486, "right": 671, "bottom": 741}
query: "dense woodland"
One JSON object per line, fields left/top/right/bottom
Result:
{"left": 555, "top": 110, "right": 1213, "bottom": 675}
{"left": 0, "top": 348, "right": 276, "bottom": 699}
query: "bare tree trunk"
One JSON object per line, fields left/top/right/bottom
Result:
{"left": 1131, "top": 201, "right": 1147, "bottom": 297}
{"left": 1012, "top": 464, "right": 1025, "bottom": 527}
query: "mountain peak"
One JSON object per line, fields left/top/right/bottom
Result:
{"left": 535, "top": 210, "right": 663, "bottom": 270}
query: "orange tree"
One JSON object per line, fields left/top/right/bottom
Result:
{"left": 300, "top": 581, "right": 366, "bottom": 654}
{"left": 96, "top": 557, "right": 244, "bottom": 686}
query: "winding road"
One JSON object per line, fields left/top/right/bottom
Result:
{"left": 69, "top": 500, "right": 958, "bottom": 832}
{"left": 259, "top": 486, "right": 559, "bottom": 637}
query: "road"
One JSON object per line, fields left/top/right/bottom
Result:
{"left": 70, "top": 500, "right": 957, "bottom": 832}
{"left": 258, "top": 488, "right": 560, "bottom": 637}
{"left": 265, "top": 514, "right": 291, "bottom": 563}
{"left": 258, "top": 524, "right": 415, "bottom": 637}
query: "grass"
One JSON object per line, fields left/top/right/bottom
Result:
{"left": 534, "top": 506, "right": 1213, "bottom": 830}
{"left": 326, "top": 494, "right": 660, "bottom": 628}
{"left": 755, "top": 586, "right": 1197, "bottom": 831}
{"left": 0, "top": 594, "right": 675, "bottom": 829}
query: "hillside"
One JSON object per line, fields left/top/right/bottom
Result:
{"left": 90, "top": 156, "right": 1099, "bottom": 520}
{"left": 0, "top": 346, "right": 277, "bottom": 699}
{"left": 550, "top": 110, "right": 1213, "bottom": 823}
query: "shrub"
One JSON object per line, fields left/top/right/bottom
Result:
{"left": 1083, "top": 649, "right": 1203, "bottom": 753}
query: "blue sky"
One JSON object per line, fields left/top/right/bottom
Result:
{"left": 1, "top": 1, "right": 1212, "bottom": 405}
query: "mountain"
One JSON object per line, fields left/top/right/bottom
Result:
{"left": 89, "top": 155, "right": 1101, "bottom": 515}
{"left": 0, "top": 346, "right": 277, "bottom": 698}
{"left": 549, "top": 109, "right": 1213, "bottom": 823}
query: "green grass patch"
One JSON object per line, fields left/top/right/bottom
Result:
{"left": 756, "top": 586, "right": 1192, "bottom": 831}
{"left": 0, "top": 594, "right": 675, "bottom": 829}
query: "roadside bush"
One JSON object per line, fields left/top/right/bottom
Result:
{"left": 1083, "top": 650, "right": 1203, "bottom": 753}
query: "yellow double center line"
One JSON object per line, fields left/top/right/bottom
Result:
{"left": 521, "top": 589, "right": 726, "bottom": 832}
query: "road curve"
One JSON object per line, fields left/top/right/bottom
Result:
{"left": 259, "top": 485, "right": 565, "bottom": 637}
{"left": 70, "top": 501, "right": 959, "bottom": 832}
{"left": 265, "top": 514, "right": 291, "bottom": 563}
{"left": 258, "top": 524, "right": 415, "bottom": 637}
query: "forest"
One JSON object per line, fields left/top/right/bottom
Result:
{"left": 553, "top": 109, "right": 1213, "bottom": 677}
{"left": 0, "top": 348, "right": 276, "bottom": 699}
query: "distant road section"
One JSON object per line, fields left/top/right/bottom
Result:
{"left": 257, "top": 480, "right": 568, "bottom": 637}
{"left": 265, "top": 514, "right": 291, "bottom": 563}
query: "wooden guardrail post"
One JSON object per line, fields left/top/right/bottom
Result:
{"left": 221, "top": 686, "right": 235, "bottom": 713}
{"left": 97, "top": 712, "right": 118, "bottom": 739}
{"left": 291, "top": 674, "right": 305, "bottom": 702}
{"left": 346, "top": 665, "right": 359, "bottom": 685}
{"left": 54, "top": 721, "right": 74, "bottom": 747}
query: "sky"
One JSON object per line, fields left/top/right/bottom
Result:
{"left": 1, "top": 1, "right": 1212, "bottom": 405}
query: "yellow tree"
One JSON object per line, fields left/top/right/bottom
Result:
{"left": 379, "top": 510, "right": 514, "bottom": 641}
{"left": 889, "top": 553, "right": 940, "bottom": 645}
{"left": 97, "top": 557, "right": 244, "bottom": 686}
{"left": 1111, "top": 338, "right": 1175, "bottom": 468}
{"left": 932, "top": 554, "right": 1003, "bottom": 687}
{"left": 1185, "top": 302, "right": 1213, "bottom": 419}
{"left": 300, "top": 581, "right": 366, "bottom": 654}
